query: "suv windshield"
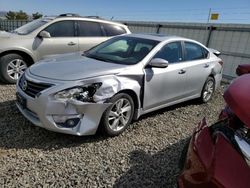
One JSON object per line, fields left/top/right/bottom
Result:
{"left": 13, "top": 18, "right": 52, "bottom": 35}
{"left": 85, "top": 36, "right": 159, "bottom": 65}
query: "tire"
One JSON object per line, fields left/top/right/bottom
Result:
{"left": 0, "top": 53, "right": 28, "bottom": 84}
{"left": 200, "top": 76, "right": 215, "bottom": 103}
{"left": 101, "top": 93, "right": 135, "bottom": 136}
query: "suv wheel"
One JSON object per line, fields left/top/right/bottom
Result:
{"left": 0, "top": 54, "right": 28, "bottom": 84}
{"left": 101, "top": 93, "right": 134, "bottom": 136}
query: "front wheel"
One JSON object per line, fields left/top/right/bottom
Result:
{"left": 101, "top": 93, "right": 134, "bottom": 136}
{"left": 0, "top": 54, "right": 28, "bottom": 84}
{"left": 200, "top": 77, "right": 215, "bottom": 103}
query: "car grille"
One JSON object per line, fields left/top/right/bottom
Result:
{"left": 18, "top": 74, "right": 52, "bottom": 98}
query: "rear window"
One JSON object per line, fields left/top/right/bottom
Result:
{"left": 102, "top": 23, "right": 126, "bottom": 36}
{"left": 78, "top": 21, "right": 103, "bottom": 37}
{"left": 184, "top": 42, "right": 208, "bottom": 61}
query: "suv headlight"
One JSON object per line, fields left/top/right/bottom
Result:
{"left": 54, "top": 83, "right": 102, "bottom": 102}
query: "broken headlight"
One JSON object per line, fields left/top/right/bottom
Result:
{"left": 54, "top": 83, "right": 102, "bottom": 102}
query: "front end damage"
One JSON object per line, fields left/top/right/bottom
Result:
{"left": 16, "top": 72, "right": 142, "bottom": 136}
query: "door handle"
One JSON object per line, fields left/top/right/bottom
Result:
{"left": 178, "top": 69, "right": 186, "bottom": 74}
{"left": 204, "top": 64, "right": 209, "bottom": 68}
{"left": 68, "top": 42, "right": 77, "bottom": 46}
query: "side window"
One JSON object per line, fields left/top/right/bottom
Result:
{"left": 153, "top": 42, "right": 183, "bottom": 63}
{"left": 184, "top": 42, "right": 207, "bottom": 61}
{"left": 78, "top": 21, "right": 103, "bottom": 37}
{"left": 102, "top": 23, "right": 126, "bottom": 36}
{"left": 44, "top": 21, "right": 75, "bottom": 37}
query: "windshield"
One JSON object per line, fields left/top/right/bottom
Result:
{"left": 13, "top": 18, "right": 51, "bottom": 35}
{"left": 85, "top": 36, "right": 159, "bottom": 65}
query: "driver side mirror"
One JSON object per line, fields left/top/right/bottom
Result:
{"left": 148, "top": 58, "right": 169, "bottom": 68}
{"left": 38, "top": 30, "right": 51, "bottom": 38}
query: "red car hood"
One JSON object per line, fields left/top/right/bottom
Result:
{"left": 224, "top": 74, "right": 250, "bottom": 128}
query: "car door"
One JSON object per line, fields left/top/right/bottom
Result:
{"left": 77, "top": 21, "right": 108, "bottom": 52}
{"left": 34, "top": 20, "right": 79, "bottom": 59}
{"left": 143, "top": 41, "right": 188, "bottom": 111}
{"left": 183, "top": 41, "right": 211, "bottom": 96}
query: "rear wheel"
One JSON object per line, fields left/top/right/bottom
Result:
{"left": 200, "top": 77, "right": 215, "bottom": 103}
{"left": 0, "top": 54, "right": 28, "bottom": 84}
{"left": 101, "top": 93, "right": 134, "bottom": 136}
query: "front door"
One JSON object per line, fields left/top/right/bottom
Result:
{"left": 143, "top": 41, "right": 188, "bottom": 111}
{"left": 34, "top": 20, "right": 79, "bottom": 60}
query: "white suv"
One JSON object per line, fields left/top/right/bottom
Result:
{"left": 0, "top": 13, "right": 130, "bottom": 83}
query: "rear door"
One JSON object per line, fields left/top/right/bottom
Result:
{"left": 183, "top": 41, "right": 211, "bottom": 96}
{"left": 77, "top": 21, "right": 108, "bottom": 51}
{"left": 35, "top": 20, "right": 79, "bottom": 59}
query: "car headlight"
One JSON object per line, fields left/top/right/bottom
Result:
{"left": 54, "top": 83, "right": 102, "bottom": 102}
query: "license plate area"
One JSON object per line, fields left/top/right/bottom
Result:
{"left": 16, "top": 92, "right": 27, "bottom": 109}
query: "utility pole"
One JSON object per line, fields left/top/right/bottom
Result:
{"left": 207, "top": 8, "right": 211, "bottom": 24}
{"left": 206, "top": 8, "right": 212, "bottom": 47}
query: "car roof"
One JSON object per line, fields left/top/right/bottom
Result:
{"left": 43, "top": 15, "right": 127, "bottom": 27}
{"left": 224, "top": 74, "right": 250, "bottom": 127}
{"left": 125, "top": 33, "right": 187, "bottom": 42}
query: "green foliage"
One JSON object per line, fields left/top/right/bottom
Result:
{"left": 32, "top": 12, "right": 43, "bottom": 20}
{"left": 5, "top": 11, "right": 16, "bottom": 20}
{"left": 5, "top": 10, "right": 29, "bottom": 20}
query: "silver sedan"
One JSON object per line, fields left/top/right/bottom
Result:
{"left": 16, "top": 34, "right": 223, "bottom": 136}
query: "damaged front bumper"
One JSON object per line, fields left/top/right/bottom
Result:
{"left": 16, "top": 81, "right": 112, "bottom": 136}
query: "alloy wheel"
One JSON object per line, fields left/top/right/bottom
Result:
{"left": 7, "top": 59, "right": 27, "bottom": 80}
{"left": 203, "top": 80, "right": 214, "bottom": 102}
{"left": 108, "top": 98, "right": 132, "bottom": 132}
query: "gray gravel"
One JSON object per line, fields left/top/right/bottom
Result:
{"left": 0, "top": 84, "right": 225, "bottom": 188}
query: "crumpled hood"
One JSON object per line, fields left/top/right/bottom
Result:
{"left": 29, "top": 52, "right": 128, "bottom": 81}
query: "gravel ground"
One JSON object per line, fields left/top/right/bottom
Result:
{"left": 0, "top": 84, "right": 225, "bottom": 188}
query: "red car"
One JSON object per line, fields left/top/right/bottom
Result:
{"left": 236, "top": 64, "right": 250, "bottom": 76}
{"left": 178, "top": 70, "right": 250, "bottom": 188}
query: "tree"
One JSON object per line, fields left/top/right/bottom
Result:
{"left": 15, "top": 10, "right": 29, "bottom": 20}
{"left": 5, "top": 11, "right": 16, "bottom": 20}
{"left": 32, "top": 12, "right": 43, "bottom": 20}
{"left": 5, "top": 10, "right": 28, "bottom": 20}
